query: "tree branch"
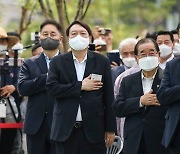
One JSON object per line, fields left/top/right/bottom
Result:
{"left": 63, "top": 0, "right": 70, "bottom": 24}
{"left": 45, "top": 0, "right": 55, "bottom": 20}
{"left": 56, "top": 0, "right": 69, "bottom": 53}
{"left": 39, "top": 0, "right": 49, "bottom": 19}
{"left": 81, "top": 0, "right": 91, "bottom": 20}
{"left": 22, "top": 3, "right": 36, "bottom": 34}
{"left": 79, "top": 0, "right": 85, "bottom": 19}
{"left": 74, "top": 0, "right": 83, "bottom": 21}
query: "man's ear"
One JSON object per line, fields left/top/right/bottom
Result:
{"left": 89, "top": 36, "right": 92, "bottom": 43}
{"left": 59, "top": 36, "right": 63, "bottom": 43}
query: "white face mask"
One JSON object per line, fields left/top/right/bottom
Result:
{"left": 159, "top": 44, "right": 172, "bottom": 58}
{"left": 173, "top": 42, "right": 180, "bottom": 57}
{"left": 0, "top": 45, "right": 7, "bottom": 55}
{"left": 12, "top": 43, "right": 24, "bottom": 54}
{"left": 69, "top": 35, "right": 89, "bottom": 51}
{"left": 138, "top": 56, "right": 159, "bottom": 71}
{"left": 122, "top": 57, "right": 136, "bottom": 68}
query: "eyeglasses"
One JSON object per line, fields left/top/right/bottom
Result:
{"left": 138, "top": 51, "right": 158, "bottom": 58}
{"left": 41, "top": 32, "right": 59, "bottom": 39}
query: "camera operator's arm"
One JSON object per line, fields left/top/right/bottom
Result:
{"left": 18, "top": 60, "right": 47, "bottom": 96}
{"left": 0, "top": 85, "right": 15, "bottom": 97}
{"left": 105, "top": 32, "right": 113, "bottom": 52}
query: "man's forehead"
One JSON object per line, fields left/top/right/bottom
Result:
{"left": 157, "top": 34, "right": 171, "bottom": 41}
{"left": 70, "top": 24, "right": 87, "bottom": 32}
{"left": 138, "top": 42, "right": 155, "bottom": 51}
{"left": 41, "top": 24, "right": 59, "bottom": 33}
{"left": 122, "top": 44, "right": 135, "bottom": 52}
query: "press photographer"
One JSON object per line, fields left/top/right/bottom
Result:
{"left": 0, "top": 27, "right": 23, "bottom": 154}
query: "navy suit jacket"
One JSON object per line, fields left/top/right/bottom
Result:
{"left": 111, "top": 65, "right": 125, "bottom": 85}
{"left": 46, "top": 51, "right": 116, "bottom": 143}
{"left": 157, "top": 58, "right": 180, "bottom": 147}
{"left": 112, "top": 68, "right": 169, "bottom": 154}
{"left": 18, "top": 53, "right": 55, "bottom": 135}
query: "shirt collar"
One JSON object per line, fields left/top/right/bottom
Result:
{"left": 43, "top": 51, "right": 59, "bottom": 60}
{"left": 141, "top": 69, "right": 157, "bottom": 80}
{"left": 167, "top": 54, "right": 174, "bottom": 62}
{"left": 72, "top": 52, "right": 87, "bottom": 63}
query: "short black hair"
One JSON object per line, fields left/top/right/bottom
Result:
{"left": 32, "top": 43, "right": 41, "bottom": 53}
{"left": 7, "top": 32, "right": 21, "bottom": 40}
{"left": 134, "top": 38, "right": 160, "bottom": 56}
{"left": 66, "top": 20, "right": 92, "bottom": 37}
{"left": 155, "top": 30, "right": 174, "bottom": 43}
{"left": 171, "top": 29, "right": 178, "bottom": 35}
{"left": 145, "top": 32, "right": 157, "bottom": 40}
{"left": 40, "top": 20, "right": 62, "bottom": 33}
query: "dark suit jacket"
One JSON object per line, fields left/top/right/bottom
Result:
{"left": 157, "top": 58, "right": 180, "bottom": 147}
{"left": 111, "top": 65, "right": 125, "bottom": 85}
{"left": 17, "top": 53, "right": 55, "bottom": 135}
{"left": 46, "top": 51, "right": 116, "bottom": 143}
{"left": 112, "top": 68, "right": 169, "bottom": 154}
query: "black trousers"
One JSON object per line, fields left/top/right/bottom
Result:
{"left": 0, "top": 129, "right": 17, "bottom": 154}
{"left": 55, "top": 125, "right": 106, "bottom": 154}
{"left": 169, "top": 121, "right": 180, "bottom": 154}
{"left": 137, "top": 133, "right": 147, "bottom": 154}
{"left": 27, "top": 115, "right": 55, "bottom": 154}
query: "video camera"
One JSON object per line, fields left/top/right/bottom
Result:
{"left": 31, "top": 31, "right": 40, "bottom": 45}
{"left": 98, "top": 28, "right": 111, "bottom": 36}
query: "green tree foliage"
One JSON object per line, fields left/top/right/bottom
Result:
{"left": 18, "top": 0, "right": 176, "bottom": 57}
{"left": 85, "top": 0, "right": 176, "bottom": 48}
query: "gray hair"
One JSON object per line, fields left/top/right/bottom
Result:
{"left": 118, "top": 38, "right": 138, "bottom": 54}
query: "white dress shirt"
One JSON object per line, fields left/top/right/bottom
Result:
{"left": 72, "top": 53, "right": 87, "bottom": 121}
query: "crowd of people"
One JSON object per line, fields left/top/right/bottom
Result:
{"left": 0, "top": 19, "right": 179, "bottom": 154}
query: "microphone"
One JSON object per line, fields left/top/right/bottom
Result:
{"left": 0, "top": 43, "right": 35, "bottom": 54}
{"left": 23, "top": 44, "right": 35, "bottom": 50}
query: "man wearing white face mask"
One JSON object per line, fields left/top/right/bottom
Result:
{"left": 46, "top": 20, "right": 116, "bottom": 154}
{"left": 112, "top": 38, "right": 170, "bottom": 154}
{"left": 171, "top": 30, "right": 180, "bottom": 57}
{"left": 111, "top": 38, "right": 138, "bottom": 84}
{"left": 156, "top": 30, "right": 174, "bottom": 70}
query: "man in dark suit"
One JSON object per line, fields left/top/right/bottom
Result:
{"left": 46, "top": 20, "right": 116, "bottom": 154}
{"left": 18, "top": 20, "right": 62, "bottom": 154}
{"left": 112, "top": 38, "right": 170, "bottom": 154}
{"left": 157, "top": 58, "right": 180, "bottom": 154}
{"left": 111, "top": 38, "right": 137, "bottom": 84}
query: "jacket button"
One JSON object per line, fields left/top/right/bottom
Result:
{"left": 80, "top": 96, "right": 82, "bottom": 98}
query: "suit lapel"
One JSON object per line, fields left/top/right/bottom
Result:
{"left": 64, "top": 51, "right": 95, "bottom": 81}
{"left": 65, "top": 52, "right": 78, "bottom": 81}
{"left": 151, "top": 68, "right": 161, "bottom": 94}
{"left": 36, "top": 53, "right": 48, "bottom": 74}
{"left": 83, "top": 51, "right": 95, "bottom": 78}
{"left": 132, "top": 71, "right": 144, "bottom": 96}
